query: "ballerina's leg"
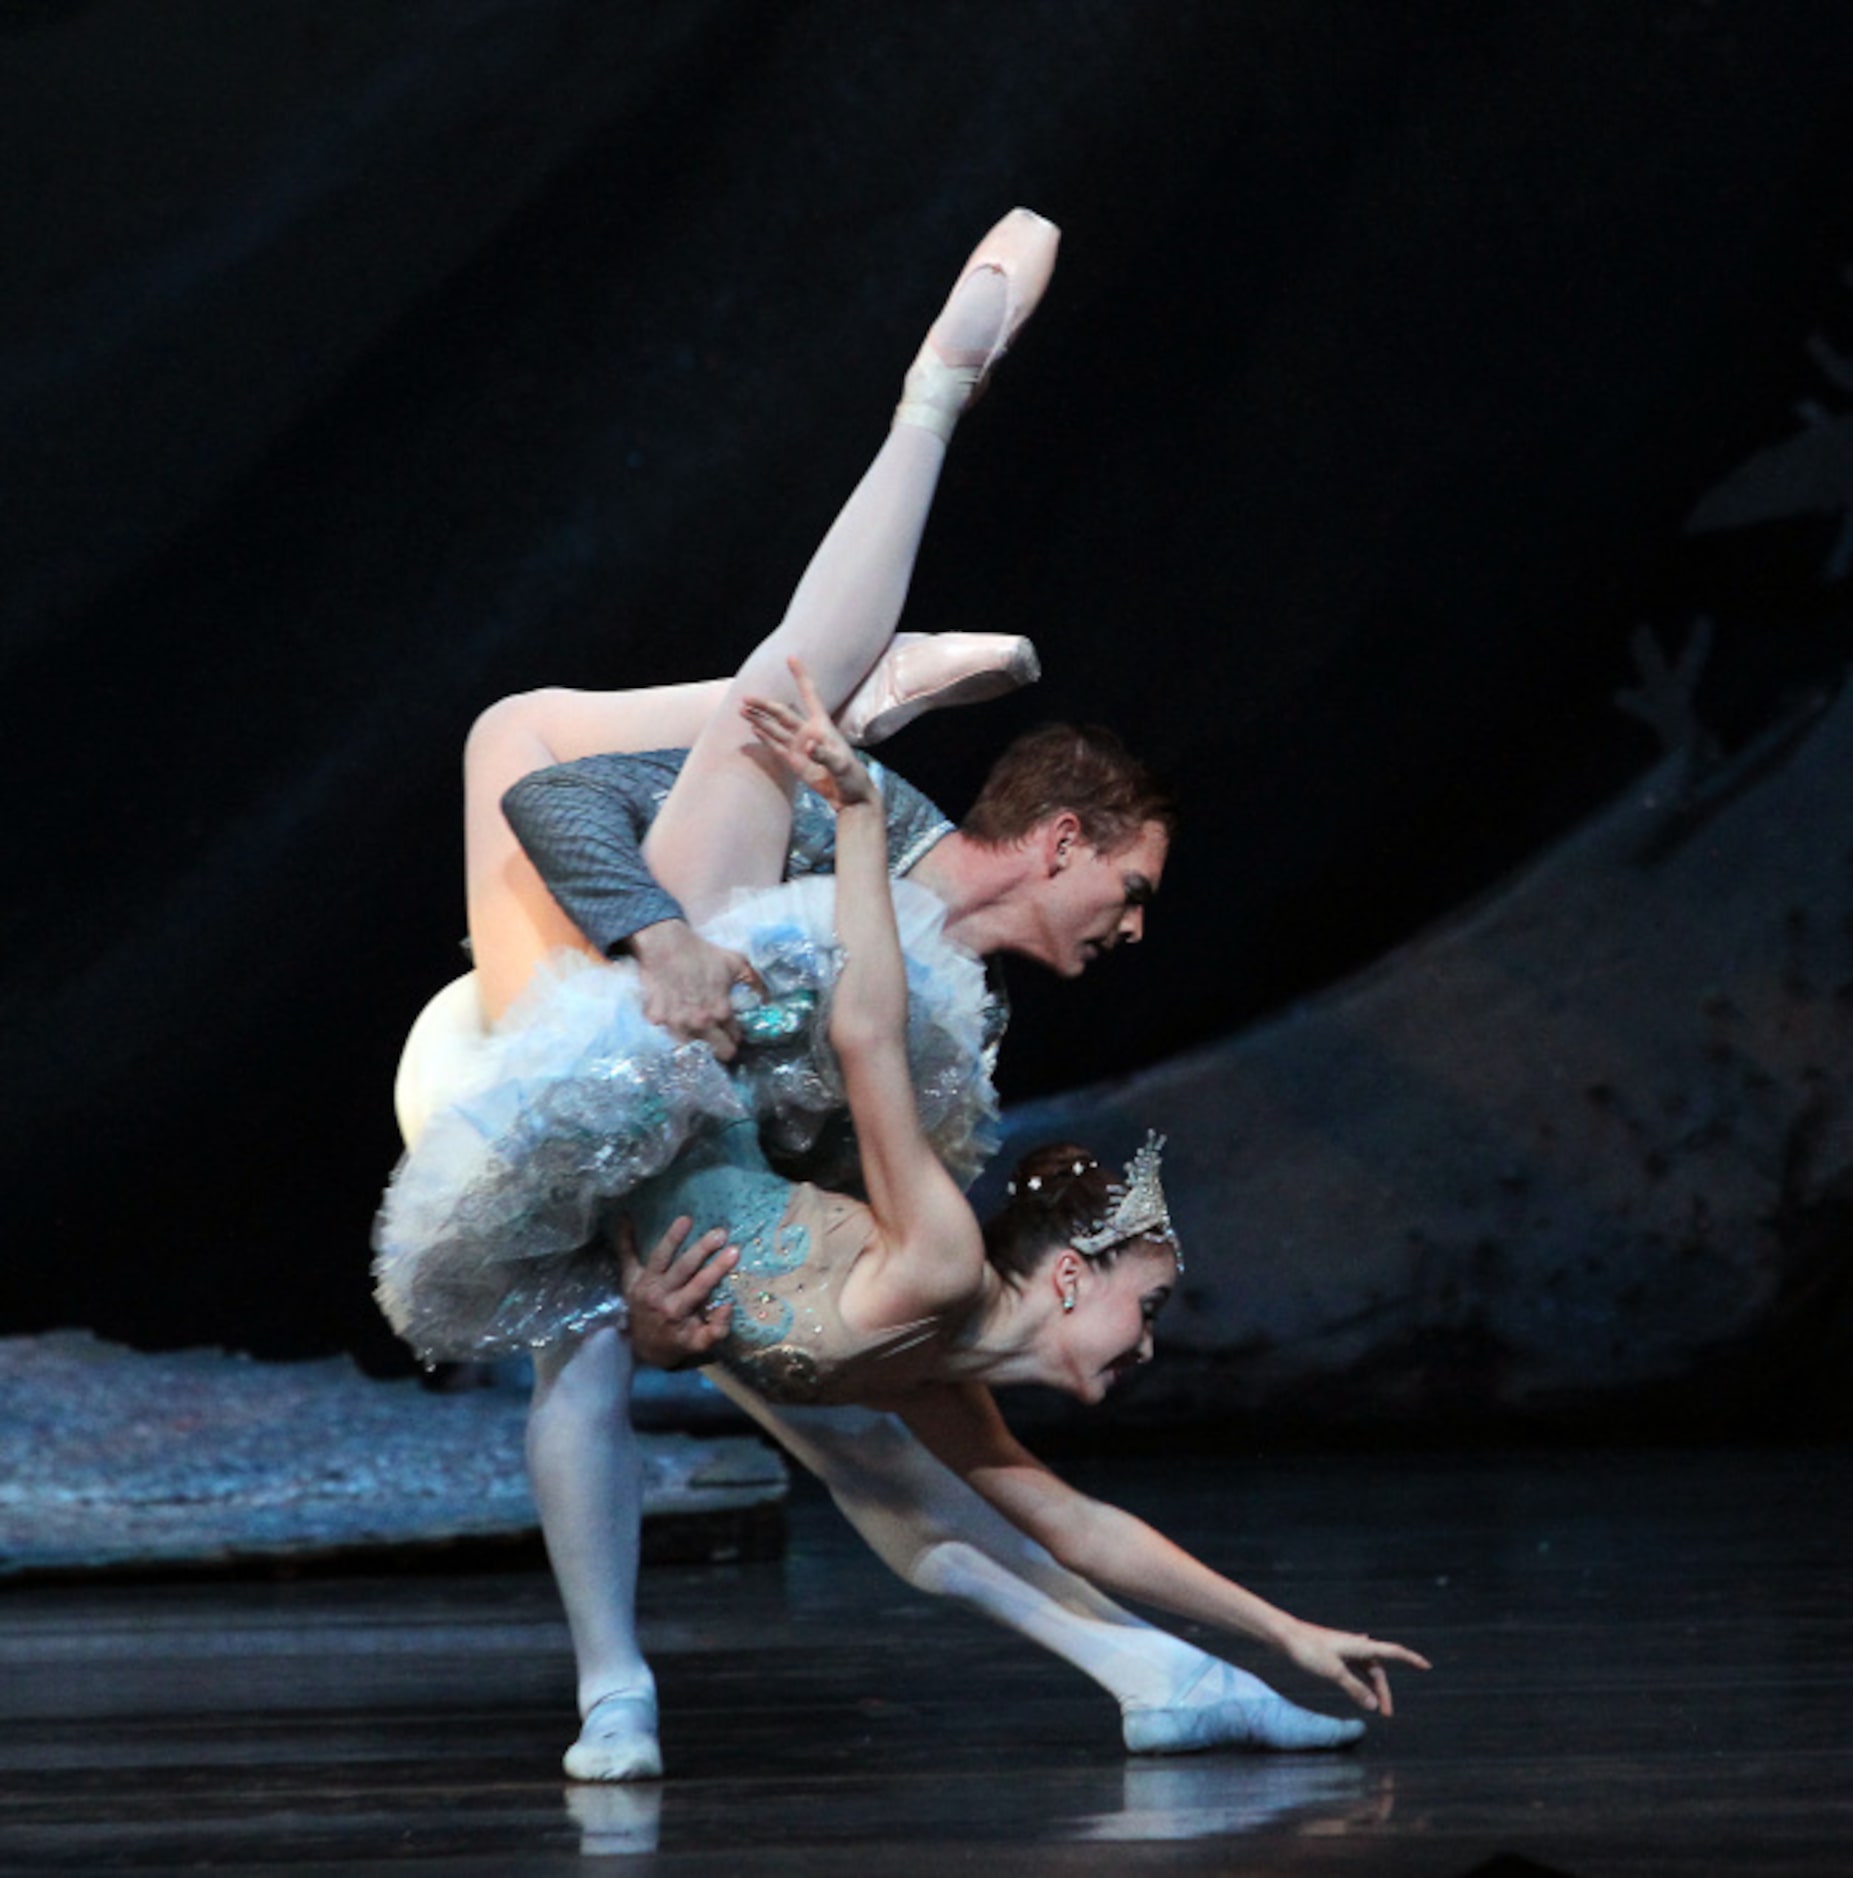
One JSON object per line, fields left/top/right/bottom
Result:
{"left": 469, "top": 211, "right": 1049, "bottom": 995}
{"left": 644, "top": 263, "right": 1019, "bottom": 924}
{"left": 463, "top": 680, "right": 728, "bottom": 1022}
{"left": 469, "top": 392, "right": 971, "bottom": 999}
{"left": 708, "top": 1374, "right": 1362, "bottom": 1753}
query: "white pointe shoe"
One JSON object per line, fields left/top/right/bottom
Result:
{"left": 1121, "top": 1661, "right": 1368, "bottom": 1756}
{"left": 836, "top": 629, "right": 1042, "bottom": 746}
{"left": 1122, "top": 1694, "right": 1366, "bottom": 1756}
{"left": 893, "top": 207, "right": 1061, "bottom": 439}
{"left": 563, "top": 1689, "right": 663, "bottom": 1782}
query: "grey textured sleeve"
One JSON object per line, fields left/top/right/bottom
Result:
{"left": 783, "top": 758, "right": 957, "bottom": 880}
{"left": 502, "top": 750, "right": 690, "bottom": 956}
{"left": 504, "top": 749, "right": 957, "bottom": 955}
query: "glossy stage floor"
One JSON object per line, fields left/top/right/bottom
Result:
{"left": 2, "top": 1443, "right": 1847, "bottom": 1875}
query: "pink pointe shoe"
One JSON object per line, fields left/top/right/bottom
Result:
{"left": 893, "top": 207, "right": 1061, "bottom": 440}
{"left": 837, "top": 629, "right": 1042, "bottom": 746}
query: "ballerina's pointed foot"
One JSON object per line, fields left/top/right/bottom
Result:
{"left": 1123, "top": 1693, "right": 1366, "bottom": 1756}
{"left": 1121, "top": 1662, "right": 1367, "bottom": 1757}
{"left": 893, "top": 207, "right": 1061, "bottom": 439}
{"left": 563, "top": 1689, "right": 664, "bottom": 1782}
{"left": 837, "top": 629, "right": 1042, "bottom": 746}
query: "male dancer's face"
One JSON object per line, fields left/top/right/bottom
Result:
{"left": 1027, "top": 820, "right": 1169, "bottom": 978}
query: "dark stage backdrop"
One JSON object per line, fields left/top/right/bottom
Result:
{"left": 4, "top": 2, "right": 1849, "bottom": 1365}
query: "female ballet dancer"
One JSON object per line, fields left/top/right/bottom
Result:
{"left": 375, "top": 208, "right": 1428, "bottom": 1779}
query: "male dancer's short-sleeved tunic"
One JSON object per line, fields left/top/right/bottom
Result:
{"left": 502, "top": 750, "right": 955, "bottom": 957}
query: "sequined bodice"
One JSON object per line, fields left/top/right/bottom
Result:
{"left": 626, "top": 1122, "right": 936, "bottom": 1404}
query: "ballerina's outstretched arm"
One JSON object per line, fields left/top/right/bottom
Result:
{"left": 898, "top": 1381, "right": 1433, "bottom": 1717}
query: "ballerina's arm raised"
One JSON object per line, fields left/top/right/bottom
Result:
{"left": 898, "top": 1379, "right": 1432, "bottom": 1715}
{"left": 741, "top": 660, "right": 987, "bottom": 1326}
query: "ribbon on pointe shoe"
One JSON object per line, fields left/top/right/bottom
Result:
{"left": 894, "top": 208, "right": 1061, "bottom": 440}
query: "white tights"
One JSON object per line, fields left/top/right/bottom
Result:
{"left": 704, "top": 1373, "right": 1221, "bottom": 1710}
{"left": 529, "top": 1328, "right": 652, "bottom": 1714}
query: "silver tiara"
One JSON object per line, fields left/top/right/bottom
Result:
{"left": 1072, "top": 1132, "right": 1179, "bottom": 1262}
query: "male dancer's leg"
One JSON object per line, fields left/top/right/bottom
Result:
{"left": 529, "top": 1327, "right": 663, "bottom": 1781}
{"left": 708, "top": 1373, "right": 1366, "bottom": 1753}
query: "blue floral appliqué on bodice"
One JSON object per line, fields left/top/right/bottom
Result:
{"left": 627, "top": 1122, "right": 810, "bottom": 1348}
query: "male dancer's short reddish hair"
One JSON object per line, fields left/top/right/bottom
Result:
{"left": 960, "top": 723, "right": 1177, "bottom": 854}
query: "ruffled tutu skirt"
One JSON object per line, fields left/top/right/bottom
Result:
{"left": 373, "top": 875, "right": 997, "bottom": 1363}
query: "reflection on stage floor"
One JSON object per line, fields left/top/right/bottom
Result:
{"left": 1, "top": 1444, "right": 1847, "bottom": 1874}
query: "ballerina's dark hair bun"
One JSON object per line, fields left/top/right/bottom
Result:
{"left": 982, "top": 1141, "right": 1116, "bottom": 1284}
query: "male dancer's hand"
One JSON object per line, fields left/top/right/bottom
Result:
{"left": 630, "top": 919, "right": 758, "bottom": 1062}
{"left": 618, "top": 1214, "right": 738, "bottom": 1369}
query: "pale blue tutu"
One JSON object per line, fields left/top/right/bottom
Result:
{"left": 373, "top": 876, "right": 996, "bottom": 1362}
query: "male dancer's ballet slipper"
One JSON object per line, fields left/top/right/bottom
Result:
{"left": 836, "top": 629, "right": 1042, "bottom": 746}
{"left": 563, "top": 1689, "right": 663, "bottom": 1782}
{"left": 893, "top": 207, "right": 1061, "bottom": 439}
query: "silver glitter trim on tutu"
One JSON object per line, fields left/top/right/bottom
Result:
{"left": 705, "top": 875, "right": 998, "bottom": 1191}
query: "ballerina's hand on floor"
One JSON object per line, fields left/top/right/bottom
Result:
{"left": 742, "top": 657, "right": 880, "bottom": 813}
{"left": 1280, "top": 1620, "right": 1433, "bottom": 1716}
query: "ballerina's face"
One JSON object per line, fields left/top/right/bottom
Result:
{"left": 1028, "top": 819, "right": 1169, "bottom": 979}
{"left": 1044, "top": 1238, "right": 1181, "bottom": 1404}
